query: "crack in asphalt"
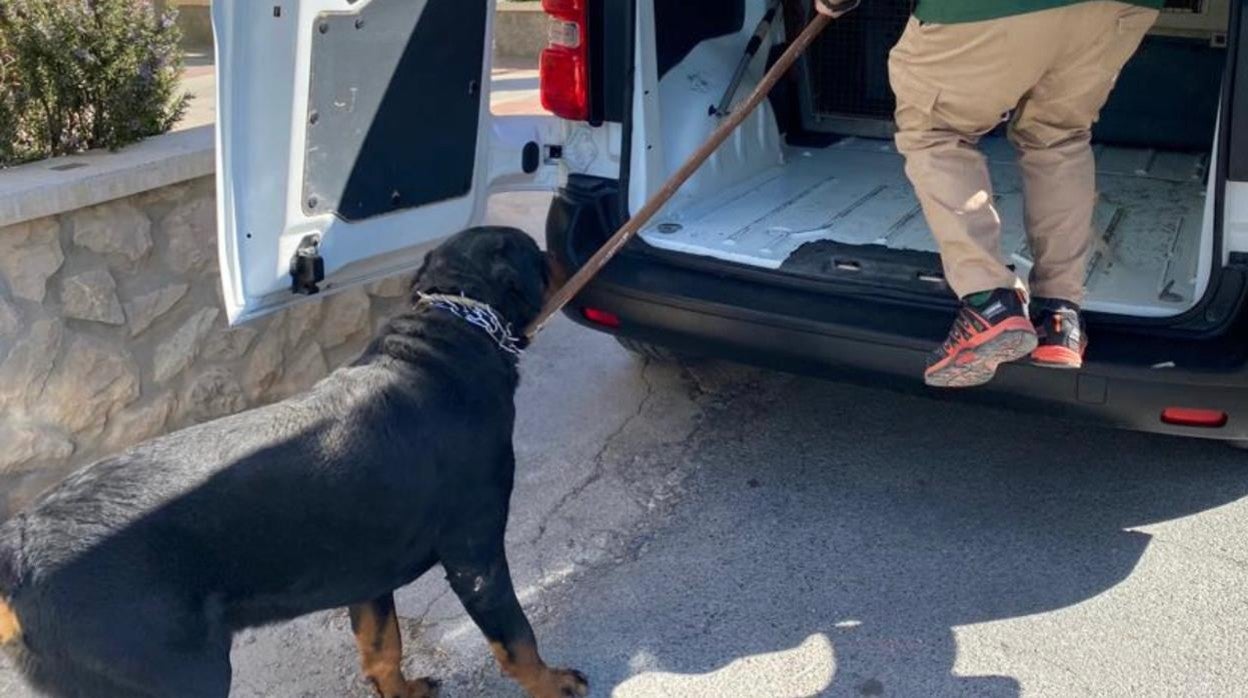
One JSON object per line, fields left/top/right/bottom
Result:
{"left": 416, "top": 585, "right": 454, "bottom": 623}
{"left": 531, "top": 358, "right": 656, "bottom": 546}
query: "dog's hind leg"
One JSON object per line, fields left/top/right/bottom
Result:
{"left": 59, "top": 589, "right": 233, "bottom": 698}
{"left": 348, "top": 593, "right": 440, "bottom": 698}
{"left": 79, "top": 638, "right": 232, "bottom": 698}
{"left": 441, "top": 545, "right": 587, "bottom": 698}
{"left": 0, "top": 597, "right": 19, "bottom": 646}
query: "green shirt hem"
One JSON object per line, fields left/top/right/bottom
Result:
{"left": 915, "top": 0, "right": 1164, "bottom": 25}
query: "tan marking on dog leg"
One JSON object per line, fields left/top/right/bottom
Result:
{"left": 349, "top": 596, "right": 439, "bottom": 698}
{"left": 0, "top": 598, "right": 20, "bottom": 645}
{"left": 489, "top": 640, "right": 588, "bottom": 698}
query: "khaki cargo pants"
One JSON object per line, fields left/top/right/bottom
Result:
{"left": 888, "top": 1, "right": 1158, "bottom": 303}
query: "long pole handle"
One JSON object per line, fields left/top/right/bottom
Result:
{"left": 526, "top": 13, "right": 834, "bottom": 339}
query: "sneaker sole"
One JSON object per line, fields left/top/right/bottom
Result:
{"left": 925, "top": 328, "right": 1039, "bottom": 389}
{"left": 1030, "top": 344, "right": 1084, "bottom": 370}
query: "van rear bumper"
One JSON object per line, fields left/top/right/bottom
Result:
{"left": 558, "top": 245, "right": 1248, "bottom": 443}
{"left": 547, "top": 177, "right": 1248, "bottom": 443}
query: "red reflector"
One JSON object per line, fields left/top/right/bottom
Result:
{"left": 540, "top": 0, "right": 589, "bottom": 120}
{"left": 540, "top": 47, "right": 589, "bottom": 120}
{"left": 1161, "top": 407, "right": 1228, "bottom": 428}
{"left": 581, "top": 307, "right": 620, "bottom": 328}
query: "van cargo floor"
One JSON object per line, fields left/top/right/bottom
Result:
{"left": 640, "top": 137, "right": 1209, "bottom": 317}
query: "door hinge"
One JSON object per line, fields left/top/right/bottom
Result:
{"left": 290, "top": 235, "right": 325, "bottom": 295}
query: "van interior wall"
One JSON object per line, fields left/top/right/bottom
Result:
{"left": 635, "top": 0, "right": 1228, "bottom": 320}
{"left": 636, "top": 0, "right": 784, "bottom": 215}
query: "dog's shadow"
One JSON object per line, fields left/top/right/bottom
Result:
{"left": 527, "top": 371, "right": 1248, "bottom": 697}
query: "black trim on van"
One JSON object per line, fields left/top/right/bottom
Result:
{"left": 590, "top": 0, "right": 632, "bottom": 123}
{"left": 1227, "top": 0, "right": 1248, "bottom": 181}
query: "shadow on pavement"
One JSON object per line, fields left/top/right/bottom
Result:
{"left": 530, "top": 368, "right": 1248, "bottom": 697}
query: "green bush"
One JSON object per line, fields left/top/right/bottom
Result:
{"left": 0, "top": 0, "right": 189, "bottom": 167}
{"left": 0, "top": 28, "right": 17, "bottom": 166}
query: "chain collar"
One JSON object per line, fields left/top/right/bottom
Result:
{"left": 416, "top": 293, "right": 525, "bottom": 359}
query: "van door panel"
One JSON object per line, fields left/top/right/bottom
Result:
{"left": 304, "top": 0, "right": 487, "bottom": 221}
{"left": 214, "top": 0, "right": 565, "bottom": 324}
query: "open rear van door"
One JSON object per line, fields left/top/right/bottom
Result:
{"left": 212, "top": 0, "right": 560, "bottom": 323}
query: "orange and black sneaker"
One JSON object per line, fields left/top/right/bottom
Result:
{"left": 925, "top": 288, "right": 1038, "bottom": 388}
{"left": 1030, "top": 299, "right": 1087, "bottom": 369}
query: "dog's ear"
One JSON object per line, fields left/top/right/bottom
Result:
{"left": 490, "top": 258, "right": 522, "bottom": 297}
{"left": 413, "top": 250, "right": 434, "bottom": 280}
{"left": 409, "top": 250, "right": 437, "bottom": 298}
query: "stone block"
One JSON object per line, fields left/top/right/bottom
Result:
{"left": 243, "top": 322, "right": 285, "bottom": 401}
{"left": 202, "top": 326, "right": 258, "bottom": 362}
{"left": 284, "top": 300, "right": 322, "bottom": 349}
{"left": 162, "top": 196, "right": 216, "bottom": 273}
{"left": 0, "top": 295, "right": 20, "bottom": 338}
{"left": 182, "top": 368, "right": 247, "bottom": 424}
{"left": 102, "top": 391, "right": 177, "bottom": 453}
{"left": 61, "top": 269, "right": 126, "bottom": 325}
{"left": 368, "top": 275, "right": 411, "bottom": 299}
{"left": 0, "top": 318, "right": 63, "bottom": 411}
{"left": 71, "top": 201, "right": 154, "bottom": 262}
{"left": 0, "top": 422, "right": 74, "bottom": 471}
{"left": 38, "top": 337, "right": 140, "bottom": 437}
{"left": 124, "top": 282, "right": 190, "bottom": 337}
{"left": 272, "top": 343, "right": 328, "bottom": 399}
{"left": 0, "top": 218, "right": 64, "bottom": 302}
{"left": 318, "top": 288, "right": 371, "bottom": 349}
{"left": 153, "top": 308, "right": 219, "bottom": 384}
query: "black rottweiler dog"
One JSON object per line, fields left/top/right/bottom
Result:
{"left": 0, "top": 227, "right": 586, "bottom": 698}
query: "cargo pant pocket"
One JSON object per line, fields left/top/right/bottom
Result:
{"left": 889, "top": 65, "right": 941, "bottom": 132}
{"left": 1099, "top": 7, "right": 1159, "bottom": 76}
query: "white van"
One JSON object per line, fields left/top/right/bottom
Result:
{"left": 213, "top": 0, "right": 1248, "bottom": 442}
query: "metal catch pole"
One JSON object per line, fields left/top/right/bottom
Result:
{"left": 526, "top": 9, "right": 849, "bottom": 339}
{"left": 713, "top": 0, "right": 782, "bottom": 118}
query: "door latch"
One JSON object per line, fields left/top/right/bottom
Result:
{"left": 290, "top": 234, "right": 325, "bottom": 295}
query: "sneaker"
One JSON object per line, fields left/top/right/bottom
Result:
{"left": 1030, "top": 300, "right": 1087, "bottom": 369}
{"left": 925, "top": 288, "right": 1038, "bottom": 388}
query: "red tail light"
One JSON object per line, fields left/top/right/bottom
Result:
{"left": 540, "top": 0, "right": 589, "bottom": 120}
{"left": 581, "top": 307, "right": 620, "bottom": 328}
{"left": 1161, "top": 407, "right": 1228, "bottom": 428}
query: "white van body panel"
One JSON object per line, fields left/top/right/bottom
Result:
{"left": 628, "top": 0, "right": 785, "bottom": 217}
{"left": 213, "top": 0, "right": 560, "bottom": 325}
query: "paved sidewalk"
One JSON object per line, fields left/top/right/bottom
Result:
{"left": 177, "top": 50, "right": 216, "bottom": 131}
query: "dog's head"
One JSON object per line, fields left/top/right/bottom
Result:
{"left": 411, "top": 227, "right": 558, "bottom": 341}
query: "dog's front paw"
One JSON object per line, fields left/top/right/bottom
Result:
{"left": 533, "top": 668, "right": 588, "bottom": 698}
{"left": 372, "top": 676, "right": 440, "bottom": 698}
{"left": 405, "top": 677, "right": 441, "bottom": 698}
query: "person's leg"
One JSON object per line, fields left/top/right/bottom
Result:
{"left": 888, "top": 12, "right": 1056, "bottom": 387}
{"left": 1009, "top": 1, "right": 1158, "bottom": 367}
{"left": 1010, "top": 1, "right": 1158, "bottom": 305}
{"left": 888, "top": 15, "right": 1048, "bottom": 298}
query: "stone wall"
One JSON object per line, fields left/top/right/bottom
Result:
{"left": 0, "top": 176, "right": 412, "bottom": 520}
